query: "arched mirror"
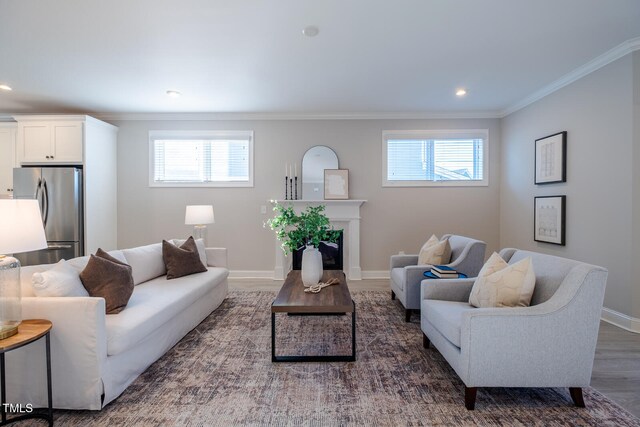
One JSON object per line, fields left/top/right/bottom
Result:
{"left": 302, "top": 146, "right": 338, "bottom": 200}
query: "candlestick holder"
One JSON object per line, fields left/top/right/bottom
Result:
{"left": 294, "top": 177, "right": 298, "bottom": 200}
{"left": 289, "top": 178, "right": 293, "bottom": 200}
{"left": 285, "top": 176, "right": 289, "bottom": 200}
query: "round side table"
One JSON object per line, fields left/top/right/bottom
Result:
{"left": 0, "top": 319, "right": 53, "bottom": 426}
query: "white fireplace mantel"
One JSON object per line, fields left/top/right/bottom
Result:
{"left": 271, "top": 199, "right": 366, "bottom": 280}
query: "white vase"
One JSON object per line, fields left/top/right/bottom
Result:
{"left": 301, "top": 245, "right": 323, "bottom": 287}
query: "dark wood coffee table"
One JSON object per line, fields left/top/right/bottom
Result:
{"left": 271, "top": 270, "right": 356, "bottom": 362}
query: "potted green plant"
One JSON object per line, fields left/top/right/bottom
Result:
{"left": 266, "top": 203, "right": 341, "bottom": 286}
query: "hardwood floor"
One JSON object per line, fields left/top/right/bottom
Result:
{"left": 591, "top": 321, "right": 640, "bottom": 418}
{"left": 229, "top": 277, "right": 640, "bottom": 418}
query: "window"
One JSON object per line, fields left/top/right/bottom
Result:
{"left": 149, "top": 130, "right": 253, "bottom": 187}
{"left": 382, "top": 130, "right": 488, "bottom": 186}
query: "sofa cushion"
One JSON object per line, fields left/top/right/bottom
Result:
{"left": 80, "top": 249, "right": 134, "bottom": 314}
{"left": 31, "top": 260, "right": 89, "bottom": 297}
{"left": 390, "top": 268, "right": 406, "bottom": 292}
{"left": 122, "top": 243, "right": 166, "bottom": 285}
{"left": 423, "top": 300, "right": 474, "bottom": 348}
{"left": 162, "top": 237, "right": 207, "bottom": 279}
{"left": 469, "top": 256, "right": 536, "bottom": 308}
{"left": 105, "top": 267, "right": 228, "bottom": 356}
{"left": 418, "top": 238, "right": 451, "bottom": 266}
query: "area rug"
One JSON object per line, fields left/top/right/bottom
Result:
{"left": 55, "top": 290, "right": 640, "bottom": 426}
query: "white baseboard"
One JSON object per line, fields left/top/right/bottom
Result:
{"left": 601, "top": 307, "right": 640, "bottom": 333}
{"left": 229, "top": 270, "right": 391, "bottom": 280}
{"left": 228, "top": 270, "right": 274, "bottom": 279}
{"left": 361, "top": 270, "right": 390, "bottom": 279}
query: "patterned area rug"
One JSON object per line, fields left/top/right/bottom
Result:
{"left": 55, "top": 290, "right": 640, "bottom": 426}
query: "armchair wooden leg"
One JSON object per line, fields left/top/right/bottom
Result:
{"left": 465, "top": 387, "right": 477, "bottom": 410}
{"left": 423, "top": 333, "right": 430, "bottom": 348}
{"left": 391, "top": 291, "right": 396, "bottom": 300}
{"left": 405, "top": 309, "right": 412, "bottom": 322}
{"left": 569, "top": 387, "right": 585, "bottom": 407}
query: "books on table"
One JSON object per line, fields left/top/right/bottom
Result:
{"left": 431, "top": 265, "right": 458, "bottom": 278}
{"left": 432, "top": 265, "right": 457, "bottom": 274}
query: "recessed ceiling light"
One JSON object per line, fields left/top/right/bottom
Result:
{"left": 166, "top": 90, "right": 181, "bottom": 98}
{"left": 0, "top": 84, "right": 12, "bottom": 91}
{"left": 456, "top": 88, "right": 467, "bottom": 97}
{"left": 302, "top": 26, "right": 319, "bottom": 37}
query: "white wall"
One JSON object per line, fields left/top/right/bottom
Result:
{"left": 633, "top": 51, "right": 640, "bottom": 320}
{"left": 114, "top": 118, "right": 501, "bottom": 275}
{"left": 500, "top": 54, "right": 635, "bottom": 318}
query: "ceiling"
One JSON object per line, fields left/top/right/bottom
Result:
{"left": 1, "top": 0, "right": 639, "bottom": 117}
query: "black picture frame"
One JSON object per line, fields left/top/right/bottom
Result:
{"left": 535, "top": 131, "right": 567, "bottom": 185}
{"left": 534, "top": 195, "right": 566, "bottom": 245}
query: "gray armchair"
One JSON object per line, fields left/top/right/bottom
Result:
{"left": 390, "top": 234, "right": 486, "bottom": 321}
{"left": 420, "top": 248, "right": 608, "bottom": 409}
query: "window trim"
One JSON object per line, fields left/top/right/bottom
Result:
{"left": 382, "top": 129, "right": 489, "bottom": 187}
{"left": 148, "top": 130, "right": 254, "bottom": 188}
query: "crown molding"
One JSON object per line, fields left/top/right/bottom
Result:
{"left": 501, "top": 37, "right": 640, "bottom": 117}
{"left": 94, "top": 110, "right": 502, "bottom": 122}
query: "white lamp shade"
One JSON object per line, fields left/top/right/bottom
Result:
{"left": 185, "top": 205, "right": 215, "bottom": 225}
{"left": 0, "top": 200, "right": 47, "bottom": 254}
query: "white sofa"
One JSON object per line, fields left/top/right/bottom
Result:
{"left": 3, "top": 242, "right": 229, "bottom": 410}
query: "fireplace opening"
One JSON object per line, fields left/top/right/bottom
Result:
{"left": 292, "top": 230, "right": 343, "bottom": 271}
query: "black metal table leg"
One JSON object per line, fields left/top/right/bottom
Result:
{"left": 1, "top": 353, "right": 6, "bottom": 423}
{"left": 271, "top": 312, "right": 276, "bottom": 363}
{"left": 351, "top": 300, "right": 356, "bottom": 361}
{"left": 45, "top": 332, "right": 53, "bottom": 426}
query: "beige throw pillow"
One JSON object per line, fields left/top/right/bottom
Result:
{"left": 469, "top": 253, "right": 536, "bottom": 308}
{"left": 418, "top": 237, "right": 451, "bottom": 266}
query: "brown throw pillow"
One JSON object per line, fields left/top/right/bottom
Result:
{"left": 80, "top": 248, "right": 134, "bottom": 314}
{"left": 162, "top": 236, "right": 208, "bottom": 280}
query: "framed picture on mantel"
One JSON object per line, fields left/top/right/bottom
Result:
{"left": 534, "top": 195, "right": 566, "bottom": 245}
{"left": 535, "top": 131, "right": 567, "bottom": 184}
{"left": 324, "top": 169, "right": 349, "bottom": 200}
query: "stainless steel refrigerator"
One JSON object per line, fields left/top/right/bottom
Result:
{"left": 12, "top": 167, "right": 83, "bottom": 265}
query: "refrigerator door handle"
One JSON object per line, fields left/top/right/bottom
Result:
{"left": 42, "top": 178, "right": 50, "bottom": 227}
{"left": 34, "top": 178, "right": 45, "bottom": 222}
{"left": 47, "top": 244, "right": 73, "bottom": 250}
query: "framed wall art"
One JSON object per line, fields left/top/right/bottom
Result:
{"left": 324, "top": 169, "right": 349, "bottom": 200}
{"left": 534, "top": 195, "right": 566, "bottom": 245}
{"left": 535, "top": 131, "right": 567, "bottom": 184}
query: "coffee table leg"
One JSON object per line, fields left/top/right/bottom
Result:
{"left": 271, "top": 312, "right": 276, "bottom": 362}
{"left": 351, "top": 300, "right": 356, "bottom": 361}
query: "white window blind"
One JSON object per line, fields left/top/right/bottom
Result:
{"left": 149, "top": 131, "right": 253, "bottom": 187}
{"left": 383, "top": 130, "right": 488, "bottom": 187}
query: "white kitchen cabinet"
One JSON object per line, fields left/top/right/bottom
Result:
{"left": 0, "top": 124, "right": 17, "bottom": 197}
{"left": 12, "top": 115, "right": 118, "bottom": 254}
{"left": 16, "top": 119, "right": 83, "bottom": 164}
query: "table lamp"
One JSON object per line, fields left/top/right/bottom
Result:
{"left": 185, "top": 205, "right": 215, "bottom": 245}
{"left": 0, "top": 200, "right": 47, "bottom": 339}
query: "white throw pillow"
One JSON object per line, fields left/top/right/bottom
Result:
{"left": 172, "top": 238, "right": 208, "bottom": 267}
{"left": 122, "top": 243, "right": 166, "bottom": 285}
{"left": 469, "top": 254, "right": 536, "bottom": 308}
{"left": 418, "top": 236, "right": 451, "bottom": 266}
{"left": 31, "top": 260, "right": 90, "bottom": 297}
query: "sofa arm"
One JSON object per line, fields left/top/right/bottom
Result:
{"left": 6, "top": 297, "right": 107, "bottom": 410}
{"left": 206, "top": 247, "right": 228, "bottom": 268}
{"left": 390, "top": 254, "right": 419, "bottom": 269}
{"left": 421, "top": 278, "right": 475, "bottom": 302}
